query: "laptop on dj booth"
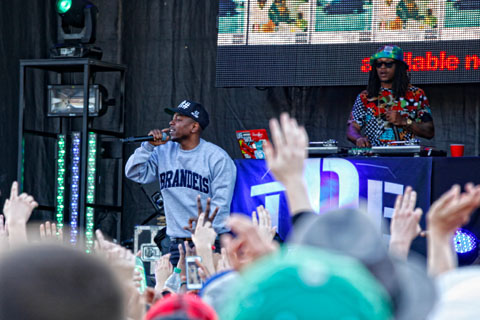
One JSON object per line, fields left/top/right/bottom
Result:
{"left": 236, "top": 129, "right": 269, "bottom": 159}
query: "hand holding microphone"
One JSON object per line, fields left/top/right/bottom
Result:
{"left": 121, "top": 128, "right": 170, "bottom": 145}
{"left": 147, "top": 129, "right": 170, "bottom": 146}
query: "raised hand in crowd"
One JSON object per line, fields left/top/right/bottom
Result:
{"left": 39, "top": 221, "right": 63, "bottom": 242}
{"left": 177, "top": 243, "right": 187, "bottom": 279}
{"left": 2, "top": 181, "right": 38, "bottom": 246}
{"left": 192, "top": 212, "right": 217, "bottom": 275}
{"left": 264, "top": 113, "right": 313, "bottom": 215}
{"left": 252, "top": 205, "right": 277, "bottom": 242}
{"left": 177, "top": 246, "right": 192, "bottom": 295}
{"left": 0, "top": 215, "right": 7, "bottom": 251}
{"left": 212, "top": 252, "right": 221, "bottom": 270}
{"left": 222, "top": 214, "right": 277, "bottom": 271}
{"left": 184, "top": 195, "right": 219, "bottom": 234}
{"left": 427, "top": 183, "right": 480, "bottom": 276}
{"left": 194, "top": 245, "right": 233, "bottom": 283}
{"left": 95, "top": 229, "right": 146, "bottom": 320}
{"left": 184, "top": 239, "right": 196, "bottom": 257}
{"left": 95, "top": 229, "right": 136, "bottom": 280}
{"left": 389, "top": 186, "right": 424, "bottom": 260}
{"left": 215, "top": 247, "right": 232, "bottom": 273}
{"left": 154, "top": 253, "right": 173, "bottom": 293}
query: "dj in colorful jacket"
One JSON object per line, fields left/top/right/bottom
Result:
{"left": 347, "top": 45, "right": 434, "bottom": 147}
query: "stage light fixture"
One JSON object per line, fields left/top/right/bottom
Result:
{"left": 47, "top": 84, "right": 108, "bottom": 117}
{"left": 55, "top": 134, "right": 66, "bottom": 230}
{"left": 454, "top": 228, "right": 478, "bottom": 254}
{"left": 85, "top": 132, "right": 97, "bottom": 253}
{"left": 70, "top": 132, "right": 81, "bottom": 245}
{"left": 51, "top": 0, "right": 102, "bottom": 59}
{"left": 56, "top": 0, "right": 72, "bottom": 14}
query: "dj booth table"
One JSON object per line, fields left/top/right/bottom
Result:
{"left": 231, "top": 157, "right": 480, "bottom": 245}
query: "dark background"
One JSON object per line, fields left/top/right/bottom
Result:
{"left": 1, "top": 0, "right": 479, "bottom": 242}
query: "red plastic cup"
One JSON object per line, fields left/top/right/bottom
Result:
{"left": 450, "top": 144, "right": 464, "bottom": 157}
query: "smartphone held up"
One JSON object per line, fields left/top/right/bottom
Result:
{"left": 186, "top": 256, "right": 203, "bottom": 290}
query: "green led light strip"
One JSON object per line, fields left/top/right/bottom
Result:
{"left": 85, "top": 132, "right": 97, "bottom": 253}
{"left": 55, "top": 134, "right": 66, "bottom": 230}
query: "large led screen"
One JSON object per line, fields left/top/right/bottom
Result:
{"left": 216, "top": 0, "right": 480, "bottom": 86}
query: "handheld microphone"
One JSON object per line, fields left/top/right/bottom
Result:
{"left": 121, "top": 132, "right": 169, "bottom": 143}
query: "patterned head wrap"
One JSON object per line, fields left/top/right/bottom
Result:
{"left": 370, "top": 45, "right": 406, "bottom": 66}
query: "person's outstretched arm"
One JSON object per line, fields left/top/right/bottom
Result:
{"left": 3, "top": 181, "right": 38, "bottom": 247}
{"left": 389, "top": 186, "right": 423, "bottom": 260}
{"left": 427, "top": 183, "right": 480, "bottom": 276}
{"left": 264, "top": 112, "right": 313, "bottom": 216}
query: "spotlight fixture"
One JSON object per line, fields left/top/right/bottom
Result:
{"left": 454, "top": 228, "right": 478, "bottom": 254}
{"left": 85, "top": 132, "right": 97, "bottom": 253}
{"left": 55, "top": 134, "right": 66, "bottom": 230}
{"left": 50, "top": 0, "right": 102, "bottom": 59}
{"left": 455, "top": 228, "right": 479, "bottom": 265}
{"left": 47, "top": 84, "right": 110, "bottom": 117}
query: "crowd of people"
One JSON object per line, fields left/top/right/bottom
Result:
{"left": 1, "top": 45, "right": 479, "bottom": 319}
{"left": 1, "top": 111, "right": 480, "bottom": 319}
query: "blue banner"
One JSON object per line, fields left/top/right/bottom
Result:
{"left": 231, "top": 158, "right": 432, "bottom": 240}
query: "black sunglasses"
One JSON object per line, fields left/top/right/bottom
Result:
{"left": 375, "top": 61, "right": 395, "bottom": 68}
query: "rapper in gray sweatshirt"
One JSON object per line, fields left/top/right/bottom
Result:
{"left": 125, "top": 138, "right": 236, "bottom": 238}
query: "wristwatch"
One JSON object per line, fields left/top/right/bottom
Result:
{"left": 406, "top": 118, "right": 413, "bottom": 126}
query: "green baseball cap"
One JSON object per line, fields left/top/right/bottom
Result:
{"left": 370, "top": 45, "right": 406, "bottom": 66}
{"left": 289, "top": 208, "right": 437, "bottom": 320}
{"left": 219, "top": 246, "right": 393, "bottom": 320}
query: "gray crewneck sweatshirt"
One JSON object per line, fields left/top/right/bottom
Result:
{"left": 125, "top": 139, "right": 236, "bottom": 237}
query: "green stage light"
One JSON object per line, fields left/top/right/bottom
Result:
{"left": 85, "top": 132, "right": 97, "bottom": 253}
{"left": 56, "top": 0, "right": 72, "bottom": 14}
{"left": 55, "top": 134, "right": 66, "bottom": 230}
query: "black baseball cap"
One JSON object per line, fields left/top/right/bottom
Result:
{"left": 164, "top": 100, "right": 210, "bottom": 130}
